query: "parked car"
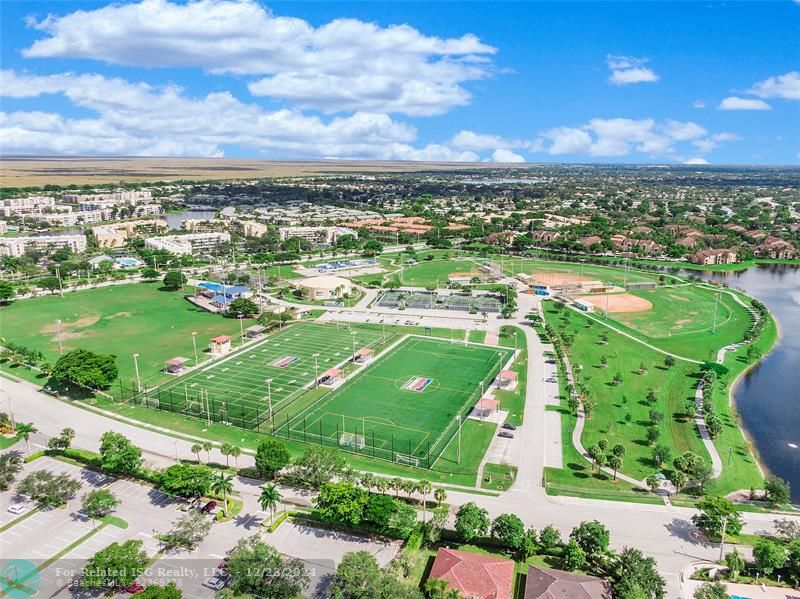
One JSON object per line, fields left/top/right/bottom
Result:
{"left": 124, "top": 583, "right": 144, "bottom": 594}
{"left": 199, "top": 500, "right": 217, "bottom": 514}
{"left": 501, "top": 423, "right": 517, "bottom": 431}
{"left": 7, "top": 504, "right": 26, "bottom": 515}
{"left": 203, "top": 576, "right": 228, "bottom": 591}
{"left": 498, "top": 431, "right": 514, "bottom": 439}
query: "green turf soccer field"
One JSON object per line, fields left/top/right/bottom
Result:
{"left": 280, "top": 336, "right": 513, "bottom": 467}
{"left": 151, "top": 323, "right": 388, "bottom": 429}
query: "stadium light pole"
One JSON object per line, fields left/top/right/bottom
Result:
{"left": 456, "top": 414, "right": 462, "bottom": 464}
{"left": 313, "top": 353, "right": 320, "bottom": 387}
{"left": 238, "top": 314, "right": 245, "bottom": 346}
{"left": 133, "top": 353, "right": 142, "bottom": 393}
{"left": 55, "top": 319, "right": 63, "bottom": 355}
{"left": 191, "top": 332, "right": 198, "bottom": 366}
{"left": 266, "top": 378, "right": 273, "bottom": 423}
{"left": 350, "top": 331, "right": 357, "bottom": 363}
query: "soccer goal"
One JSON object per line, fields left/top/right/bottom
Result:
{"left": 338, "top": 432, "right": 366, "bottom": 449}
{"left": 395, "top": 453, "right": 419, "bottom": 467}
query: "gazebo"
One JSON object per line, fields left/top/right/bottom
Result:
{"left": 498, "top": 369, "right": 518, "bottom": 389}
{"left": 164, "top": 357, "right": 190, "bottom": 375}
{"left": 209, "top": 335, "right": 232, "bottom": 356}
{"left": 354, "top": 347, "right": 374, "bottom": 364}
{"left": 473, "top": 397, "right": 499, "bottom": 419}
{"left": 319, "top": 367, "right": 343, "bottom": 387}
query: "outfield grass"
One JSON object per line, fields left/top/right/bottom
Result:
{"left": 281, "top": 336, "right": 512, "bottom": 465}
{"left": 543, "top": 301, "right": 706, "bottom": 481}
{"left": 495, "top": 326, "right": 527, "bottom": 426}
{"left": 495, "top": 257, "right": 663, "bottom": 287}
{"left": 397, "top": 257, "right": 487, "bottom": 288}
{"left": 598, "top": 284, "right": 754, "bottom": 361}
{"left": 0, "top": 282, "right": 249, "bottom": 389}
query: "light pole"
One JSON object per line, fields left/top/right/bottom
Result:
{"left": 456, "top": 414, "right": 462, "bottom": 464}
{"left": 313, "top": 353, "right": 320, "bottom": 387}
{"left": 718, "top": 514, "right": 729, "bottom": 562}
{"left": 191, "top": 332, "right": 198, "bottom": 366}
{"left": 133, "top": 353, "right": 142, "bottom": 393}
{"left": 351, "top": 331, "right": 357, "bottom": 363}
{"left": 266, "top": 378, "right": 273, "bottom": 423}
{"left": 238, "top": 314, "right": 245, "bottom": 346}
{"left": 55, "top": 264, "right": 63, "bottom": 297}
{"left": 712, "top": 291, "right": 720, "bottom": 333}
{"left": 55, "top": 319, "right": 63, "bottom": 355}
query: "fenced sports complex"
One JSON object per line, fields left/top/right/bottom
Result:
{"left": 119, "top": 322, "right": 513, "bottom": 469}
{"left": 119, "top": 323, "right": 388, "bottom": 430}
{"left": 274, "top": 336, "right": 513, "bottom": 468}
{"left": 375, "top": 291, "right": 503, "bottom": 313}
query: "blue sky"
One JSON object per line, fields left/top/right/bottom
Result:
{"left": 1, "top": 0, "right": 797, "bottom": 163}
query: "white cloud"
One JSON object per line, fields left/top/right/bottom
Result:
{"left": 663, "top": 120, "right": 707, "bottom": 141}
{"left": 684, "top": 157, "right": 709, "bottom": 165}
{"left": 21, "top": 0, "right": 496, "bottom": 116}
{"left": 747, "top": 71, "right": 800, "bottom": 101}
{"left": 693, "top": 100, "right": 706, "bottom": 109}
{"left": 0, "top": 69, "right": 483, "bottom": 160}
{"left": 718, "top": 97, "right": 772, "bottom": 111}
{"left": 491, "top": 149, "right": 525, "bottom": 163}
{"left": 539, "top": 118, "right": 735, "bottom": 159}
{"left": 541, "top": 127, "right": 593, "bottom": 155}
{"left": 606, "top": 55, "right": 659, "bottom": 86}
{"left": 448, "top": 129, "right": 539, "bottom": 152}
{"left": 691, "top": 132, "right": 740, "bottom": 154}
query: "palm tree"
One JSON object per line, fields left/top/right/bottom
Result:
{"left": 434, "top": 488, "right": 447, "bottom": 506}
{"left": 191, "top": 443, "right": 202, "bottom": 463}
{"left": 424, "top": 578, "right": 448, "bottom": 599}
{"left": 202, "top": 441, "right": 213, "bottom": 463}
{"left": 607, "top": 454, "right": 622, "bottom": 481}
{"left": 259, "top": 483, "right": 282, "bottom": 525}
{"left": 374, "top": 477, "right": 389, "bottom": 494}
{"left": 210, "top": 473, "right": 234, "bottom": 517}
{"left": 17, "top": 422, "right": 37, "bottom": 455}
{"left": 230, "top": 446, "right": 241, "bottom": 470}
{"left": 418, "top": 480, "right": 432, "bottom": 523}
{"left": 220, "top": 443, "right": 233, "bottom": 467}
{"left": 391, "top": 477, "right": 403, "bottom": 497}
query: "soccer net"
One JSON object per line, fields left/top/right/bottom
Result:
{"left": 339, "top": 432, "right": 366, "bottom": 449}
{"left": 395, "top": 453, "right": 419, "bottom": 467}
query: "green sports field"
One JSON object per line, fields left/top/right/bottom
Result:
{"left": 496, "top": 257, "right": 663, "bottom": 287}
{"left": 398, "top": 257, "right": 488, "bottom": 288}
{"left": 279, "top": 336, "right": 513, "bottom": 466}
{"left": 149, "top": 323, "right": 388, "bottom": 429}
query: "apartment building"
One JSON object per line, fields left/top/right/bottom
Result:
{"left": 144, "top": 232, "right": 230, "bottom": 256}
{"left": 278, "top": 226, "right": 356, "bottom": 246}
{"left": 0, "top": 234, "right": 87, "bottom": 257}
{"left": 0, "top": 196, "right": 56, "bottom": 217}
{"left": 690, "top": 248, "right": 739, "bottom": 266}
{"left": 93, "top": 219, "right": 168, "bottom": 248}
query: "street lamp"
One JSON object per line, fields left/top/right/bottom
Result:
{"left": 266, "top": 378, "right": 273, "bottom": 423}
{"left": 313, "top": 353, "right": 320, "bottom": 387}
{"left": 191, "top": 332, "right": 198, "bottom": 366}
{"left": 133, "top": 353, "right": 142, "bottom": 393}
{"left": 55, "top": 319, "right": 63, "bottom": 355}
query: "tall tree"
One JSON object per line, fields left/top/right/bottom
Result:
{"left": 210, "top": 472, "right": 234, "bottom": 517}
{"left": 258, "top": 483, "right": 282, "bottom": 525}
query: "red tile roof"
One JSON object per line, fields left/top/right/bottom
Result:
{"left": 428, "top": 548, "right": 515, "bottom": 599}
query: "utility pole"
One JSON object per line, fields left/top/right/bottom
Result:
{"left": 191, "top": 331, "right": 199, "bottom": 366}
{"left": 55, "top": 319, "right": 64, "bottom": 355}
{"left": 712, "top": 291, "right": 720, "bottom": 333}
{"left": 133, "top": 353, "right": 142, "bottom": 393}
{"left": 266, "top": 378, "right": 273, "bottom": 424}
{"left": 55, "top": 264, "right": 64, "bottom": 297}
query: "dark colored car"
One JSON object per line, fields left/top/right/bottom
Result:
{"left": 502, "top": 423, "right": 517, "bottom": 431}
{"left": 200, "top": 500, "right": 217, "bottom": 514}
{"left": 498, "top": 431, "right": 514, "bottom": 439}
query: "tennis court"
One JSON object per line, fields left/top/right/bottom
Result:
{"left": 376, "top": 291, "right": 504, "bottom": 313}
{"left": 279, "top": 336, "right": 513, "bottom": 466}
{"left": 143, "top": 323, "right": 388, "bottom": 429}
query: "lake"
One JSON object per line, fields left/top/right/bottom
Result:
{"left": 688, "top": 265, "right": 800, "bottom": 503}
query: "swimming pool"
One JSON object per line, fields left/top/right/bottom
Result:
{"left": 198, "top": 281, "right": 225, "bottom": 293}
{"left": 116, "top": 257, "right": 142, "bottom": 268}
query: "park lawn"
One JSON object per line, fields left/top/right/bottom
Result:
{"left": 543, "top": 301, "right": 706, "bottom": 481}
{"left": 493, "top": 256, "right": 663, "bottom": 287}
{"left": 703, "top": 315, "right": 777, "bottom": 496}
{"left": 0, "top": 282, "right": 250, "bottom": 389}
{"left": 468, "top": 329, "right": 486, "bottom": 344}
{"left": 481, "top": 463, "right": 518, "bottom": 491}
{"left": 494, "top": 326, "right": 527, "bottom": 426}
